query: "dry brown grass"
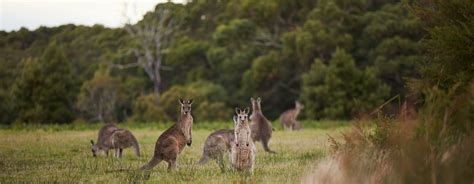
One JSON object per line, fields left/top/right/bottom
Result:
{"left": 304, "top": 82, "right": 474, "bottom": 184}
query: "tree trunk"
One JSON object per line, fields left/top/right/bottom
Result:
{"left": 153, "top": 77, "right": 161, "bottom": 106}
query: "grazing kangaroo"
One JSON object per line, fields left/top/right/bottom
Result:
{"left": 141, "top": 98, "right": 194, "bottom": 171}
{"left": 110, "top": 129, "right": 141, "bottom": 158}
{"left": 280, "top": 101, "right": 304, "bottom": 131}
{"left": 230, "top": 107, "right": 256, "bottom": 172}
{"left": 198, "top": 129, "right": 234, "bottom": 171}
{"left": 250, "top": 97, "right": 276, "bottom": 153}
{"left": 90, "top": 123, "right": 118, "bottom": 157}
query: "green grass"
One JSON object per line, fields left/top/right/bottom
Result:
{"left": 0, "top": 121, "right": 348, "bottom": 183}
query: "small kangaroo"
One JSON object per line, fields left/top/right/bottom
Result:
{"left": 198, "top": 129, "right": 234, "bottom": 171}
{"left": 141, "top": 98, "right": 194, "bottom": 171}
{"left": 279, "top": 101, "right": 304, "bottom": 131}
{"left": 110, "top": 129, "right": 141, "bottom": 158}
{"left": 250, "top": 97, "right": 276, "bottom": 153}
{"left": 230, "top": 107, "right": 256, "bottom": 172}
{"left": 90, "top": 123, "right": 118, "bottom": 157}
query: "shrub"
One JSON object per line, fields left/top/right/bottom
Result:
{"left": 131, "top": 81, "right": 231, "bottom": 122}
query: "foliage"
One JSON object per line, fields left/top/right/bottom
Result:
{"left": 301, "top": 49, "right": 390, "bottom": 119}
{"left": 130, "top": 94, "right": 169, "bottom": 122}
{"left": 0, "top": 0, "right": 428, "bottom": 123}
{"left": 304, "top": 1, "right": 474, "bottom": 183}
{"left": 12, "top": 42, "right": 76, "bottom": 123}
{"left": 76, "top": 66, "right": 124, "bottom": 123}
{"left": 159, "top": 81, "right": 231, "bottom": 122}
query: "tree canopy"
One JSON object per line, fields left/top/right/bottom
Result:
{"left": 0, "top": 0, "right": 427, "bottom": 124}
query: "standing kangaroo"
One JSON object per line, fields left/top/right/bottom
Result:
{"left": 90, "top": 123, "right": 118, "bottom": 157}
{"left": 198, "top": 129, "right": 234, "bottom": 171}
{"left": 250, "top": 97, "right": 276, "bottom": 153}
{"left": 231, "top": 107, "right": 256, "bottom": 172}
{"left": 140, "top": 98, "right": 194, "bottom": 171}
{"left": 110, "top": 129, "right": 141, "bottom": 158}
{"left": 279, "top": 101, "right": 304, "bottom": 130}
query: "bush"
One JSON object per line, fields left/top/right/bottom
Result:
{"left": 130, "top": 94, "right": 169, "bottom": 122}
{"left": 131, "top": 81, "right": 231, "bottom": 122}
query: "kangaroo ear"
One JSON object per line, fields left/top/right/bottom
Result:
{"left": 250, "top": 97, "right": 255, "bottom": 102}
{"left": 90, "top": 140, "right": 94, "bottom": 145}
{"left": 178, "top": 97, "right": 185, "bottom": 104}
{"left": 257, "top": 97, "right": 261, "bottom": 103}
{"left": 244, "top": 107, "right": 250, "bottom": 114}
{"left": 235, "top": 107, "right": 241, "bottom": 114}
{"left": 233, "top": 115, "right": 238, "bottom": 124}
{"left": 188, "top": 99, "right": 194, "bottom": 105}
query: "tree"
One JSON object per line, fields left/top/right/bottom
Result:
{"left": 207, "top": 18, "right": 261, "bottom": 106}
{"left": 117, "top": 5, "right": 180, "bottom": 106}
{"left": 301, "top": 48, "right": 389, "bottom": 119}
{"left": 13, "top": 42, "right": 76, "bottom": 123}
{"left": 240, "top": 51, "right": 298, "bottom": 118}
{"left": 357, "top": 3, "right": 424, "bottom": 96}
{"left": 76, "top": 66, "right": 124, "bottom": 123}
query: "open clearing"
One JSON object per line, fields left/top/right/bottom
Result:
{"left": 0, "top": 123, "right": 346, "bottom": 183}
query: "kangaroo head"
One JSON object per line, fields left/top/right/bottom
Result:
{"left": 295, "top": 101, "right": 304, "bottom": 110}
{"left": 235, "top": 107, "right": 250, "bottom": 125}
{"left": 90, "top": 140, "right": 98, "bottom": 157}
{"left": 179, "top": 97, "right": 193, "bottom": 115}
{"left": 250, "top": 97, "right": 262, "bottom": 112}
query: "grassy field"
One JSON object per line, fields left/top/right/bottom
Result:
{"left": 0, "top": 122, "right": 347, "bottom": 183}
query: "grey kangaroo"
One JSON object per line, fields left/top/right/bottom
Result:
{"left": 140, "top": 98, "right": 194, "bottom": 171}
{"left": 230, "top": 107, "right": 256, "bottom": 172}
{"left": 250, "top": 97, "right": 276, "bottom": 153}
{"left": 198, "top": 128, "right": 234, "bottom": 171}
{"left": 90, "top": 124, "right": 140, "bottom": 158}
{"left": 110, "top": 129, "right": 141, "bottom": 158}
{"left": 280, "top": 101, "right": 304, "bottom": 130}
{"left": 90, "top": 123, "right": 118, "bottom": 157}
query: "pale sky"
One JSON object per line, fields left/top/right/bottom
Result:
{"left": 0, "top": 0, "right": 186, "bottom": 31}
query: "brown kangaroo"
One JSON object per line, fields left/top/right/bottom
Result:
{"left": 279, "top": 101, "right": 304, "bottom": 131}
{"left": 90, "top": 123, "right": 118, "bottom": 157}
{"left": 110, "top": 129, "right": 141, "bottom": 158}
{"left": 250, "top": 97, "right": 276, "bottom": 153}
{"left": 140, "top": 98, "right": 194, "bottom": 171}
{"left": 198, "top": 129, "right": 234, "bottom": 171}
{"left": 230, "top": 107, "right": 256, "bottom": 172}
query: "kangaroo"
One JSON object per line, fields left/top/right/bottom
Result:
{"left": 198, "top": 129, "right": 234, "bottom": 171}
{"left": 230, "top": 107, "right": 256, "bottom": 172}
{"left": 250, "top": 97, "right": 276, "bottom": 153}
{"left": 140, "top": 98, "right": 194, "bottom": 171}
{"left": 110, "top": 129, "right": 141, "bottom": 158}
{"left": 90, "top": 123, "right": 118, "bottom": 157}
{"left": 279, "top": 101, "right": 304, "bottom": 131}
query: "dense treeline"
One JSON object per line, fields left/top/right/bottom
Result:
{"left": 0, "top": 0, "right": 425, "bottom": 124}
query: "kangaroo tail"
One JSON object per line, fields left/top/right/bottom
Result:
{"left": 140, "top": 156, "right": 161, "bottom": 170}
{"left": 198, "top": 148, "right": 210, "bottom": 165}
{"left": 198, "top": 154, "right": 209, "bottom": 165}
{"left": 130, "top": 133, "right": 140, "bottom": 157}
